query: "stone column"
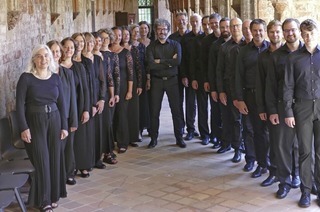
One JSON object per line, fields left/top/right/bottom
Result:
{"left": 241, "top": 0, "right": 254, "bottom": 20}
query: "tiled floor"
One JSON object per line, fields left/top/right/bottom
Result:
{"left": 6, "top": 97, "right": 320, "bottom": 211}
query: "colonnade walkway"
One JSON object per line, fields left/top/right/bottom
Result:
{"left": 7, "top": 97, "right": 319, "bottom": 211}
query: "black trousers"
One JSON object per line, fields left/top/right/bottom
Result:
{"left": 185, "top": 85, "right": 197, "bottom": 133}
{"left": 244, "top": 90, "right": 269, "bottom": 167}
{"left": 196, "top": 85, "right": 210, "bottom": 139}
{"left": 63, "top": 130, "right": 75, "bottom": 179}
{"left": 178, "top": 78, "right": 186, "bottom": 131}
{"left": 293, "top": 99, "right": 320, "bottom": 193}
{"left": 273, "top": 101, "right": 299, "bottom": 186}
{"left": 150, "top": 76, "right": 183, "bottom": 141}
{"left": 220, "top": 84, "right": 242, "bottom": 149}
{"left": 25, "top": 110, "right": 64, "bottom": 207}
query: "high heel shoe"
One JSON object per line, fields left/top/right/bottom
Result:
{"left": 79, "top": 169, "right": 90, "bottom": 178}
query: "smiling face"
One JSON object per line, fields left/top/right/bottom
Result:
{"left": 94, "top": 36, "right": 102, "bottom": 51}
{"left": 113, "top": 29, "right": 122, "bottom": 44}
{"left": 122, "top": 29, "right": 130, "bottom": 44}
{"left": 139, "top": 24, "right": 149, "bottom": 38}
{"left": 62, "top": 40, "right": 75, "bottom": 59}
{"left": 50, "top": 43, "right": 61, "bottom": 63}
{"left": 268, "top": 25, "right": 283, "bottom": 45}
{"left": 251, "top": 23, "right": 266, "bottom": 43}
{"left": 74, "top": 35, "right": 85, "bottom": 52}
{"left": 33, "top": 48, "right": 50, "bottom": 70}
{"left": 100, "top": 32, "right": 110, "bottom": 48}
{"left": 176, "top": 14, "right": 188, "bottom": 30}
{"left": 131, "top": 26, "right": 140, "bottom": 41}
{"left": 283, "top": 21, "right": 300, "bottom": 44}
{"left": 156, "top": 24, "right": 169, "bottom": 41}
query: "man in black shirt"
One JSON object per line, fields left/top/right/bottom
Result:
{"left": 180, "top": 13, "right": 203, "bottom": 141}
{"left": 146, "top": 18, "right": 185, "bottom": 148}
{"left": 255, "top": 20, "right": 283, "bottom": 187}
{"left": 266, "top": 18, "right": 302, "bottom": 198}
{"left": 208, "top": 17, "right": 231, "bottom": 152}
{"left": 216, "top": 17, "right": 245, "bottom": 161}
{"left": 235, "top": 19, "right": 270, "bottom": 176}
{"left": 283, "top": 19, "right": 320, "bottom": 208}
{"left": 168, "top": 12, "right": 189, "bottom": 134}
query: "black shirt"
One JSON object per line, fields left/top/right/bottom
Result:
{"left": 216, "top": 37, "right": 245, "bottom": 93}
{"left": 208, "top": 37, "right": 228, "bottom": 92}
{"left": 265, "top": 41, "right": 303, "bottom": 115}
{"left": 255, "top": 48, "right": 273, "bottom": 114}
{"left": 190, "top": 33, "right": 206, "bottom": 81}
{"left": 284, "top": 45, "right": 320, "bottom": 117}
{"left": 146, "top": 38, "right": 181, "bottom": 78}
{"left": 235, "top": 40, "right": 270, "bottom": 101}
{"left": 201, "top": 33, "right": 219, "bottom": 82}
{"left": 180, "top": 30, "right": 203, "bottom": 78}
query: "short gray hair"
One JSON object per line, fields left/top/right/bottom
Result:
{"left": 153, "top": 18, "right": 171, "bottom": 33}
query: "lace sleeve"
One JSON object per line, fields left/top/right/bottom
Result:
{"left": 126, "top": 50, "right": 134, "bottom": 81}
{"left": 113, "top": 53, "right": 120, "bottom": 96}
{"left": 132, "top": 46, "right": 142, "bottom": 88}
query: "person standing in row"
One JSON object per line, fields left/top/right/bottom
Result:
{"left": 146, "top": 18, "right": 185, "bottom": 148}
{"left": 235, "top": 19, "right": 270, "bottom": 177}
{"left": 283, "top": 19, "right": 320, "bottom": 208}
{"left": 16, "top": 44, "right": 68, "bottom": 211}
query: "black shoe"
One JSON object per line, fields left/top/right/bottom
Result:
{"left": 136, "top": 139, "right": 143, "bottom": 142}
{"left": 276, "top": 184, "right": 291, "bottom": 199}
{"left": 217, "top": 145, "right": 231, "bottom": 153}
{"left": 211, "top": 138, "right": 221, "bottom": 149}
{"left": 148, "top": 139, "right": 157, "bottom": 148}
{"left": 176, "top": 139, "right": 187, "bottom": 148}
{"left": 184, "top": 132, "right": 194, "bottom": 141}
{"left": 201, "top": 137, "right": 210, "bottom": 145}
{"left": 298, "top": 192, "right": 311, "bottom": 208}
{"left": 94, "top": 160, "right": 106, "bottom": 169}
{"left": 130, "top": 142, "right": 139, "bottom": 147}
{"left": 194, "top": 131, "right": 200, "bottom": 137}
{"left": 261, "top": 175, "right": 278, "bottom": 187}
{"left": 251, "top": 166, "right": 268, "bottom": 178}
{"left": 291, "top": 175, "right": 301, "bottom": 189}
{"left": 311, "top": 183, "right": 318, "bottom": 195}
{"left": 66, "top": 177, "right": 76, "bottom": 185}
{"left": 79, "top": 169, "right": 90, "bottom": 178}
{"left": 317, "top": 193, "right": 320, "bottom": 206}
{"left": 231, "top": 149, "right": 241, "bottom": 163}
{"left": 243, "top": 162, "right": 254, "bottom": 172}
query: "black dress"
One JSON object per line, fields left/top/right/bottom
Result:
{"left": 113, "top": 48, "right": 133, "bottom": 149}
{"left": 100, "top": 50, "right": 120, "bottom": 154}
{"left": 16, "top": 72, "right": 67, "bottom": 207}
{"left": 71, "top": 60, "right": 93, "bottom": 171}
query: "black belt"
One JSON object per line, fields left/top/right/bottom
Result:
{"left": 27, "top": 103, "right": 58, "bottom": 113}
{"left": 243, "top": 88, "right": 255, "bottom": 93}
{"left": 294, "top": 98, "right": 319, "bottom": 103}
{"left": 152, "top": 75, "right": 176, "bottom": 80}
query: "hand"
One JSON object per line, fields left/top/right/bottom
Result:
{"left": 81, "top": 111, "right": 90, "bottom": 124}
{"left": 285, "top": 117, "right": 295, "bottom": 128}
{"left": 114, "top": 95, "right": 120, "bottom": 103}
{"left": 96, "top": 100, "right": 105, "bottom": 114}
{"left": 233, "top": 100, "right": 239, "bottom": 109}
{"left": 204, "top": 82, "right": 210, "bottom": 92}
{"left": 137, "top": 88, "right": 143, "bottom": 96}
{"left": 146, "top": 79, "right": 151, "bottom": 91}
{"left": 109, "top": 96, "right": 115, "bottom": 107}
{"left": 269, "top": 114, "right": 280, "bottom": 125}
{"left": 92, "top": 106, "right": 98, "bottom": 117}
{"left": 61, "top": 130, "right": 69, "bottom": 140}
{"left": 237, "top": 101, "right": 249, "bottom": 115}
{"left": 182, "top": 77, "right": 189, "bottom": 87}
{"left": 259, "top": 113, "right": 267, "bottom": 121}
{"left": 191, "top": 80, "right": 198, "bottom": 90}
{"left": 173, "top": 54, "right": 177, "bottom": 59}
{"left": 154, "top": 59, "right": 160, "bottom": 63}
{"left": 21, "top": 129, "right": 31, "bottom": 143}
{"left": 125, "top": 91, "right": 132, "bottom": 100}
{"left": 70, "top": 127, "right": 77, "bottom": 132}
{"left": 211, "top": 91, "right": 218, "bottom": 102}
{"left": 219, "top": 92, "right": 227, "bottom": 106}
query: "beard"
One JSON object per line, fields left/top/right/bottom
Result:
{"left": 221, "top": 31, "right": 231, "bottom": 39}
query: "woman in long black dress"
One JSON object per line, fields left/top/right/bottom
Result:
{"left": 47, "top": 40, "right": 78, "bottom": 189}
{"left": 16, "top": 44, "right": 68, "bottom": 211}
{"left": 83, "top": 32, "right": 106, "bottom": 169}
{"left": 64, "top": 34, "right": 92, "bottom": 178}
{"left": 110, "top": 26, "right": 133, "bottom": 153}
{"left": 98, "top": 28, "right": 120, "bottom": 163}
{"left": 130, "top": 24, "right": 150, "bottom": 141}
{"left": 121, "top": 26, "right": 142, "bottom": 147}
